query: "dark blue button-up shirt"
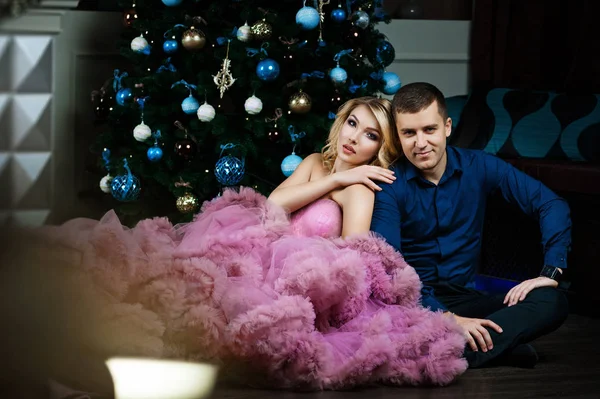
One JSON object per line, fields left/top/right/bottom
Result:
{"left": 371, "top": 146, "right": 571, "bottom": 312}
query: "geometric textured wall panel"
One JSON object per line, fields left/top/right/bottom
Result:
{"left": 0, "top": 94, "right": 10, "bottom": 150}
{"left": 0, "top": 36, "right": 11, "bottom": 92}
{"left": 12, "top": 36, "right": 52, "bottom": 93}
{"left": 10, "top": 94, "right": 52, "bottom": 151}
{"left": 0, "top": 33, "right": 53, "bottom": 227}
{"left": 11, "top": 152, "right": 52, "bottom": 208}
{"left": 0, "top": 152, "right": 9, "bottom": 209}
{"left": 8, "top": 210, "right": 51, "bottom": 226}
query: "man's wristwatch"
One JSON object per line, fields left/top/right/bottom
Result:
{"left": 540, "top": 265, "right": 562, "bottom": 282}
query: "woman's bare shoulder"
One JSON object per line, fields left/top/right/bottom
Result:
{"left": 334, "top": 183, "right": 375, "bottom": 206}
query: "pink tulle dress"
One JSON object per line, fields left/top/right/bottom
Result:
{"left": 27, "top": 188, "right": 467, "bottom": 389}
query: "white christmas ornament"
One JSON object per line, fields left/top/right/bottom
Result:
{"left": 237, "top": 22, "right": 252, "bottom": 42}
{"left": 244, "top": 95, "right": 263, "bottom": 115}
{"left": 197, "top": 101, "right": 216, "bottom": 122}
{"left": 100, "top": 174, "right": 113, "bottom": 193}
{"left": 130, "top": 36, "right": 149, "bottom": 52}
{"left": 133, "top": 122, "right": 152, "bottom": 142}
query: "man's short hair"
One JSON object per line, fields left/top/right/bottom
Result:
{"left": 391, "top": 82, "right": 448, "bottom": 120}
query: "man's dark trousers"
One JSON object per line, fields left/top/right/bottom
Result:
{"left": 430, "top": 282, "right": 569, "bottom": 368}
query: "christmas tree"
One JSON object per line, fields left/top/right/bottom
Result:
{"left": 91, "top": 0, "right": 401, "bottom": 224}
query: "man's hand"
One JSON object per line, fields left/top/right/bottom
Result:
{"left": 447, "top": 313, "right": 503, "bottom": 352}
{"left": 503, "top": 276, "right": 558, "bottom": 307}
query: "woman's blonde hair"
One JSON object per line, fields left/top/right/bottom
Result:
{"left": 321, "top": 96, "right": 400, "bottom": 172}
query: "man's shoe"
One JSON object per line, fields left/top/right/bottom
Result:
{"left": 496, "top": 343, "right": 539, "bottom": 368}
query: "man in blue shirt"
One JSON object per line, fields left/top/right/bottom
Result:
{"left": 371, "top": 82, "right": 570, "bottom": 368}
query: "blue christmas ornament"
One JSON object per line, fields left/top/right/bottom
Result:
{"left": 256, "top": 58, "right": 280, "bottom": 81}
{"left": 116, "top": 88, "right": 133, "bottom": 106}
{"left": 381, "top": 71, "right": 402, "bottom": 95}
{"left": 147, "top": 146, "right": 163, "bottom": 162}
{"left": 215, "top": 155, "right": 245, "bottom": 186}
{"left": 111, "top": 158, "right": 141, "bottom": 202}
{"left": 330, "top": 7, "right": 347, "bottom": 23}
{"left": 163, "top": 39, "right": 178, "bottom": 53}
{"left": 369, "top": 40, "right": 396, "bottom": 68}
{"left": 281, "top": 152, "right": 303, "bottom": 177}
{"left": 181, "top": 95, "right": 200, "bottom": 114}
{"left": 161, "top": 0, "right": 183, "bottom": 6}
{"left": 329, "top": 66, "right": 348, "bottom": 85}
{"left": 296, "top": 6, "right": 320, "bottom": 30}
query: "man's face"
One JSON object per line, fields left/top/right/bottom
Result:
{"left": 395, "top": 101, "right": 452, "bottom": 179}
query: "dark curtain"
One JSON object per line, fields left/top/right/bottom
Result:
{"left": 470, "top": 0, "right": 600, "bottom": 92}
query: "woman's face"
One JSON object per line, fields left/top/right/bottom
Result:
{"left": 336, "top": 104, "right": 383, "bottom": 168}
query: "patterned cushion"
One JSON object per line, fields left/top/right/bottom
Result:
{"left": 449, "top": 88, "right": 600, "bottom": 162}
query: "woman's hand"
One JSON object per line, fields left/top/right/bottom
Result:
{"left": 333, "top": 165, "right": 396, "bottom": 191}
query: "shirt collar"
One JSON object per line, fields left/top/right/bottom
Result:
{"left": 403, "top": 146, "right": 463, "bottom": 182}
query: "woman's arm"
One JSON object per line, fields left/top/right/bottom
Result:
{"left": 268, "top": 153, "right": 341, "bottom": 213}
{"left": 337, "top": 184, "right": 376, "bottom": 237}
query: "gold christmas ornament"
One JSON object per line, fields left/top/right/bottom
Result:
{"left": 288, "top": 90, "right": 312, "bottom": 114}
{"left": 213, "top": 40, "right": 236, "bottom": 98}
{"left": 182, "top": 27, "right": 206, "bottom": 51}
{"left": 251, "top": 19, "right": 272, "bottom": 40}
{"left": 176, "top": 192, "right": 200, "bottom": 214}
{"left": 318, "top": 0, "right": 331, "bottom": 44}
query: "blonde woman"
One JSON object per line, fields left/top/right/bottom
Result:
{"left": 269, "top": 96, "right": 401, "bottom": 237}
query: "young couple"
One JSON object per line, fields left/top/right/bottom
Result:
{"left": 1, "top": 83, "right": 570, "bottom": 392}
{"left": 273, "top": 82, "right": 569, "bottom": 372}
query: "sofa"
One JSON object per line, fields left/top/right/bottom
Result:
{"left": 446, "top": 87, "right": 600, "bottom": 317}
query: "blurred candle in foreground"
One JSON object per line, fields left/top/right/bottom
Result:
{"left": 106, "top": 357, "right": 218, "bottom": 399}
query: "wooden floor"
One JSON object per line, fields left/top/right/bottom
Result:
{"left": 1, "top": 314, "right": 598, "bottom": 399}
{"left": 212, "top": 313, "right": 600, "bottom": 399}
